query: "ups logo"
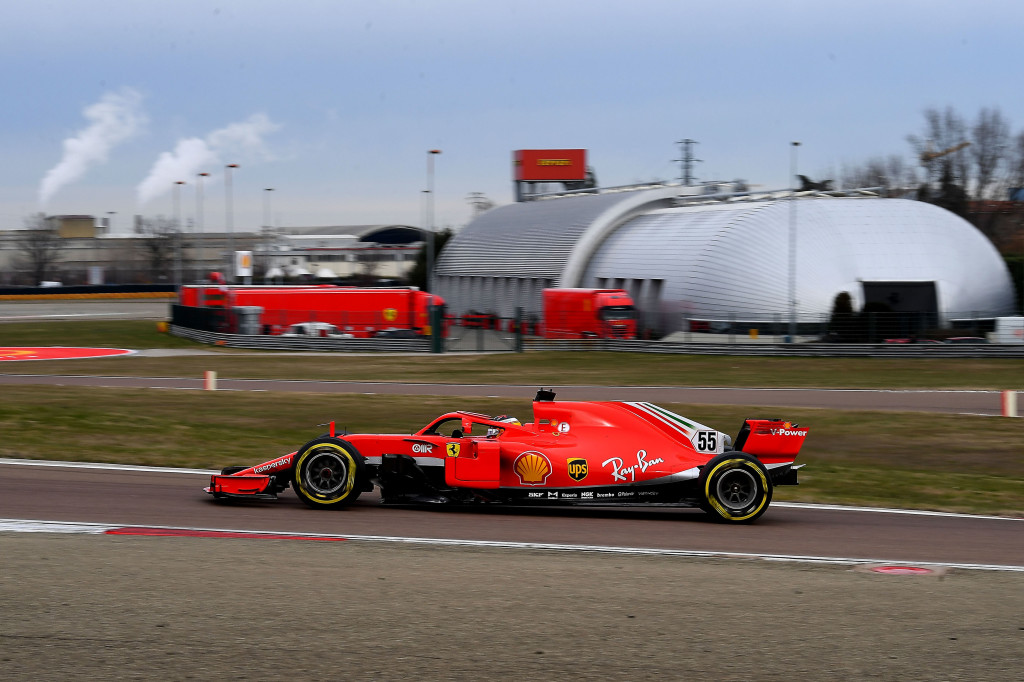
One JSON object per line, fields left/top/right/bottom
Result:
{"left": 567, "top": 458, "right": 588, "bottom": 482}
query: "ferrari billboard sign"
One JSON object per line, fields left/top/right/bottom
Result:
{"left": 514, "top": 149, "right": 587, "bottom": 182}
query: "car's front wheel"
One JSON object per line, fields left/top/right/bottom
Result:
{"left": 291, "top": 437, "right": 365, "bottom": 509}
{"left": 698, "top": 452, "right": 772, "bottom": 523}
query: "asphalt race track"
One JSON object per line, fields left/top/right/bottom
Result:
{"left": 0, "top": 373, "right": 1009, "bottom": 415}
{"left": 2, "top": 461, "right": 1022, "bottom": 569}
{"left": 2, "top": 460, "right": 1023, "bottom": 679}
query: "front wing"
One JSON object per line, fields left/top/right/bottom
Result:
{"left": 205, "top": 474, "right": 278, "bottom": 500}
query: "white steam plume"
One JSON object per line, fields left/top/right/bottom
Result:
{"left": 135, "top": 137, "right": 219, "bottom": 206}
{"left": 136, "top": 113, "right": 280, "bottom": 206}
{"left": 38, "top": 88, "right": 146, "bottom": 206}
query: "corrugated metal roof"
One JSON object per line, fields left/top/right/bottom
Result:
{"left": 435, "top": 191, "right": 671, "bottom": 279}
{"left": 435, "top": 190, "right": 1015, "bottom": 325}
{"left": 584, "top": 197, "right": 1014, "bottom": 321}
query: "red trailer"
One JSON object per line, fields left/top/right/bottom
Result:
{"left": 177, "top": 285, "right": 443, "bottom": 337}
{"left": 542, "top": 288, "right": 637, "bottom": 339}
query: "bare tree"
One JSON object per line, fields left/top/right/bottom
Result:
{"left": 135, "top": 216, "right": 179, "bottom": 283}
{"left": 907, "top": 106, "right": 971, "bottom": 189}
{"left": 14, "top": 215, "right": 63, "bottom": 285}
{"left": 971, "top": 107, "right": 1010, "bottom": 199}
{"left": 356, "top": 249, "right": 382, "bottom": 281}
{"left": 1002, "top": 131, "right": 1024, "bottom": 196}
{"left": 841, "top": 155, "right": 916, "bottom": 196}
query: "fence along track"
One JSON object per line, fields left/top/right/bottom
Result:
{"left": 530, "top": 339, "right": 1024, "bottom": 358}
{"left": 170, "top": 325, "right": 431, "bottom": 352}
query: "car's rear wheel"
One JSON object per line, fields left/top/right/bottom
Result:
{"left": 698, "top": 452, "right": 772, "bottom": 523}
{"left": 291, "top": 437, "right": 365, "bottom": 509}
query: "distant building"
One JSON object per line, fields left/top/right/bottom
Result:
{"left": 261, "top": 225, "right": 425, "bottom": 281}
{"left": 0, "top": 218, "right": 426, "bottom": 286}
{"left": 45, "top": 215, "right": 105, "bottom": 239}
{"left": 435, "top": 185, "right": 1016, "bottom": 332}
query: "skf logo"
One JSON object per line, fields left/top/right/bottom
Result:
{"left": 446, "top": 443, "right": 461, "bottom": 458}
{"left": 567, "top": 458, "right": 588, "bottom": 482}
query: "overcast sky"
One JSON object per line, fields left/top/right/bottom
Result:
{"left": 3, "top": 0, "right": 1023, "bottom": 234}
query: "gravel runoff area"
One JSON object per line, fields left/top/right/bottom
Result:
{"left": 2, "top": 534, "right": 1021, "bottom": 680}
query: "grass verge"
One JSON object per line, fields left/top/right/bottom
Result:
{"left": 1, "top": 386, "right": 1020, "bottom": 517}
{"left": 1, "top": 320, "right": 1023, "bottom": 389}
{"left": 0, "top": 320, "right": 201, "bottom": 350}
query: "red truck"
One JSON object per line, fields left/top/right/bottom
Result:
{"left": 177, "top": 285, "right": 443, "bottom": 338}
{"left": 542, "top": 288, "right": 638, "bottom": 339}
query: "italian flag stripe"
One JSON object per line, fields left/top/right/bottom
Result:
{"left": 644, "top": 402, "right": 697, "bottom": 430}
{"left": 624, "top": 402, "right": 708, "bottom": 440}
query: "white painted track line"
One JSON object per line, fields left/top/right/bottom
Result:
{"left": 1, "top": 517, "right": 1022, "bottom": 572}
{"left": 1, "top": 458, "right": 1020, "bottom": 522}
{"left": 0, "top": 458, "right": 218, "bottom": 475}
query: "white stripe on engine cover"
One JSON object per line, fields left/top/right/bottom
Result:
{"left": 365, "top": 455, "right": 445, "bottom": 467}
{"left": 626, "top": 402, "right": 720, "bottom": 442}
{"left": 634, "top": 467, "right": 701, "bottom": 484}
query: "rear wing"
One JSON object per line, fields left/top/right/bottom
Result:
{"left": 734, "top": 419, "right": 809, "bottom": 461}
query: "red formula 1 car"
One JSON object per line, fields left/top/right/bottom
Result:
{"left": 206, "top": 389, "right": 809, "bottom": 523}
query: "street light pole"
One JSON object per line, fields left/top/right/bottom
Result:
{"left": 263, "top": 188, "right": 274, "bottom": 232}
{"left": 788, "top": 142, "right": 801, "bottom": 343}
{"left": 225, "top": 164, "right": 239, "bottom": 282}
{"left": 196, "top": 173, "right": 209, "bottom": 231}
{"left": 263, "top": 188, "right": 274, "bottom": 283}
{"left": 196, "top": 172, "right": 209, "bottom": 281}
{"left": 173, "top": 180, "right": 186, "bottom": 287}
{"left": 426, "top": 149, "right": 441, "bottom": 292}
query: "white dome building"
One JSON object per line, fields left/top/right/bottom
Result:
{"left": 434, "top": 186, "right": 1015, "bottom": 334}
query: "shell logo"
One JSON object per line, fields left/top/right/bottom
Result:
{"left": 383, "top": 307, "right": 398, "bottom": 322}
{"left": 513, "top": 450, "right": 552, "bottom": 486}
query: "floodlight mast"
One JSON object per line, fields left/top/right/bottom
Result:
{"left": 788, "top": 142, "right": 801, "bottom": 343}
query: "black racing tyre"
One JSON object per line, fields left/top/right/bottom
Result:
{"left": 220, "top": 466, "right": 248, "bottom": 475}
{"left": 291, "top": 437, "right": 365, "bottom": 509}
{"left": 698, "top": 452, "right": 772, "bottom": 523}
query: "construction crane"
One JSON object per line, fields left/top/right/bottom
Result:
{"left": 920, "top": 141, "right": 970, "bottom": 164}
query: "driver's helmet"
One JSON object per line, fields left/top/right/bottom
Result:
{"left": 487, "top": 415, "right": 520, "bottom": 437}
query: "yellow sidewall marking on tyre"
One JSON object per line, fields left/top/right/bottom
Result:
{"left": 704, "top": 458, "right": 769, "bottom": 521}
{"left": 295, "top": 443, "right": 357, "bottom": 505}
